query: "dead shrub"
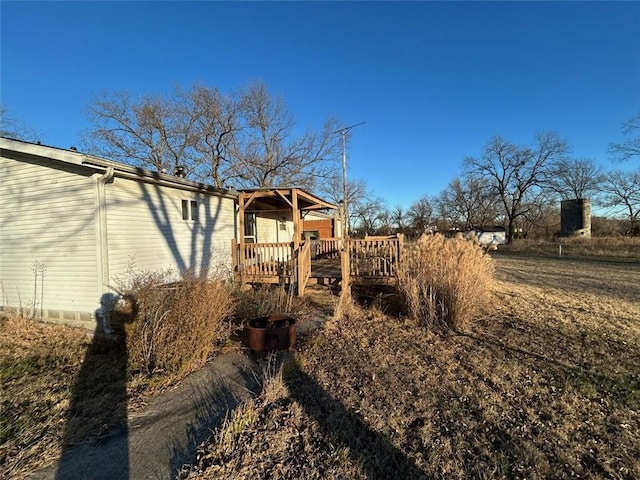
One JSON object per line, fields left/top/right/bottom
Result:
{"left": 398, "top": 233, "right": 494, "bottom": 331}
{"left": 232, "top": 283, "right": 299, "bottom": 320}
{"left": 120, "top": 269, "right": 235, "bottom": 380}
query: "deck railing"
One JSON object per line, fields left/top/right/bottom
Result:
{"left": 232, "top": 239, "right": 313, "bottom": 295}
{"left": 348, "top": 235, "right": 403, "bottom": 278}
{"left": 232, "top": 240, "right": 294, "bottom": 277}
{"left": 314, "top": 237, "right": 342, "bottom": 259}
{"left": 231, "top": 234, "right": 403, "bottom": 292}
{"left": 297, "top": 241, "right": 312, "bottom": 295}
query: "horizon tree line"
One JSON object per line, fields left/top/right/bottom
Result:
{"left": 2, "top": 92, "right": 638, "bottom": 239}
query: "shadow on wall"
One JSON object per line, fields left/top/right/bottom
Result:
{"left": 54, "top": 294, "right": 137, "bottom": 480}
{"left": 137, "top": 173, "right": 226, "bottom": 278}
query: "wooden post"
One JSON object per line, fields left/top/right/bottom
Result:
{"left": 340, "top": 202, "right": 351, "bottom": 301}
{"left": 292, "top": 189, "right": 300, "bottom": 251}
{"left": 238, "top": 192, "right": 245, "bottom": 252}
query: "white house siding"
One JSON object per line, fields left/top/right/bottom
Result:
{"left": 105, "top": 177, "right": 236, "bottom": 282}
{"left": 256, "top": 214, "right": 294, "bottom": 243}
{"left": 0, "top": 155, "right": 99, "bottom": 322}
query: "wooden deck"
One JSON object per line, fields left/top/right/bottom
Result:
{"left": 233, "top": 235, "right": 403, "bottom": 295}
{"left": 309, "top": 258, "right": 342, "bottom": 286}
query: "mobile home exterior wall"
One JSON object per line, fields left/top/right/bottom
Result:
{"left": 104, "top": 176, "right": 236, "bottom": 281}
{"left": 0, "top": 147, "right": 101, "bottom": 324}
{"left": 1, "top": 138, "right": 238, "bottom": 329}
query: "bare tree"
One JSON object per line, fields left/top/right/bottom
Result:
{"left": 436, "top": 175, "right": 500, "bottom": 229}
{"left": 390, "top": 205, "right": 406, "bottom": 234}
{"left": 545, "top": 157, "right": 603, "bottom": 200}
{"left": 518, "top": 193, "right": 558, "bottom": 238}
{"left": 600, "top": 169, "right": 640, "bottom": 234}
{"left": 82, "top": 81, "right": 341, "bottom": 190}
{"left": 351, "top": 195, "right": 389, "bottom": 237}
{"left": 376, "top": 209, "right": 394, "bottom": 236}
{"left": 188, "top": 85, "right": 241, "bottom": 187}
{"left": 81, "top": 89, "right": 197, "bottom": 175}
{"left": 406, "top": 195, "right": 434, "bottom": 236}
{"left": 318, "top": 176, "right": 368, "bottom": 207}
{"left": 609, "top": 112, "right": 640, "bottom": 164}
{"left": 1, "top": 104, "right": 41, "bottom": 142}
{"left": 228, "top": 81, "right": 342, "bottom": 190}
{"left": 464, "top": 132, "right": 569, "bottom": 242}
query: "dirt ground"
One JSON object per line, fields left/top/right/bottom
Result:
{"left": 181, "top": 253, "right": 640, "bottom": 479}
{"left": 4, "top": 253, "right": 639, "bottom": 479}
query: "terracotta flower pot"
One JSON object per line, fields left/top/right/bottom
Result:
{"left": 245, "top": 314, "right": 297, "bottom": 352}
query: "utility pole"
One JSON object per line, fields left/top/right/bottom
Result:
{"left": 332, "top": 121, "right": 366, "bottom": 302}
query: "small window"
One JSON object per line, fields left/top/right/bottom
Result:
{"left": 190, "top": 201, "right": 198, "bottom": 221}
{"left": 181, "top": 199, "right": 198, "bottom": 222}
{"left": 182, "top": 200, "right": 189, "bottom": 220}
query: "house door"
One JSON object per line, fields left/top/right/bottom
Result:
{"left": 244, "top": 212, "right": 257, "bottom": 243}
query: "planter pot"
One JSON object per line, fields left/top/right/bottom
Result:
{"left": 245, "top": 314, "right": 297, "bottom": 352}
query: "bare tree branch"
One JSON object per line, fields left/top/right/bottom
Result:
{"left": 599, "top": 169, "right": 640, "bottom": 234}
{"left": 81, "top": 81, "right": 342, "bottom": 190}
{"left": 544, "top": 157, "right": 603, "bottom": 200}
{"left": 0, "top": 104, "right": 42, "bottom": 143}
{"left": 464, "top": 132, "right": 569, "bottom": 242}
{"left": 609, "top": 112, "right": 640, "bottom": 164}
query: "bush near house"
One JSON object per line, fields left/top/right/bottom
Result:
{"left": 120, "top": 270, "right": 236, "bottom": 380}
{"left": 0, "top": 274, "right": 305, "bottom": 479}
{"left": 398, "top": 233, "right": 494, "bottom": 331}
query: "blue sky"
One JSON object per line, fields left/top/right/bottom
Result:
{"left": 2, "top": 1, "right": 639, "bottom": 209}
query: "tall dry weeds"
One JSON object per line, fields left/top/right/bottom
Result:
{"left": 121, "top": 270, "right": 235, "bottom": 380}
{"left": 232, "top": 284, "right": 299, "bottom": 320}
{"left": 398, "top": 234, "right": 494, "bottom": 331}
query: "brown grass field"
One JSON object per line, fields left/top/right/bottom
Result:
{"left": 2, "top": 250, "right": 639, "bottom": 479}
{"left": 182, "top": 253, "right": 640, "bottom": 479}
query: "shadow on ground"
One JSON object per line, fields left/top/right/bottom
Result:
{"left": 53, "top": 299, "right": 134, "bottom": 480}
{"left": 285, "top": 356, "right": 427, "bottom": 479}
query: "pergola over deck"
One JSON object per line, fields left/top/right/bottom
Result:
{"left": 238, "top": 187, "right": 338, "bottom": 250}
{"left": 233, "top": 188, "right": 338, "bottom": 294}
{"left": 233, "top": 187, "right": 403, "bottom": 296}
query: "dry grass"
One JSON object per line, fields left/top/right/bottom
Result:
{"left": 1, "top": 317, "right": 102, "bottom": 479}
{"left": 501, "top": 236, "right": 640, "bottom": 259}
{"left": 182, "top": 255, "right": 640, "bottom": 479}
{"left": 398, "top": 233, "right": 495, "bottom": 331}
{"left": 232, "top": 284, "right": 299, "bottom": 321}
{"left": 0, "top": 276, "right": 313, "bottom": 479}
{"left": 122, "top": 270, "right": 235, "bottom": 380}
{"left": 4, "top": 251, "right": 639, "bottom": 479}
{"left": 2, "top": 272, "right": 244, "bottom": 479}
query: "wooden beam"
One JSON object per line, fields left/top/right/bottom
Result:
{"left": 238, "top": 193, "right": 245, "bottom": 274}
{"left": 242, "top": 191, "right": 260, "bottom": 209}
{"left": 292, "top": 189, "right": 300, "bottom": 251}
{"left": 274, "top": 189, "right": 294, "bottom": 208}
{"left": 231, "top": 238, "right": 238, "bottom": 273}
{"left": 295, "top": 189, "right": 338, "bottom": 210}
